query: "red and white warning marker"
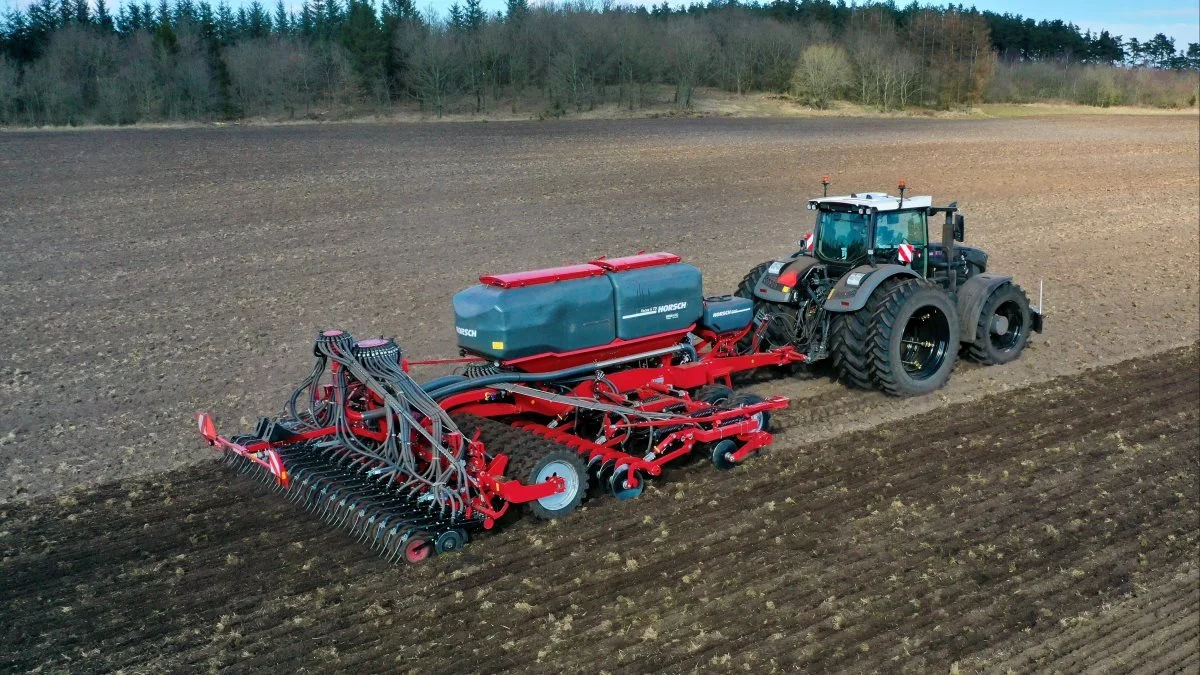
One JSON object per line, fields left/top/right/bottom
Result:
{"left": 897, "top": 243, "right": 915, "bottom": 265}
{"left": 802, "top": 232, "right": 815, "bottom": 252}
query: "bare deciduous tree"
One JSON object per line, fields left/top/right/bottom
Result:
{"left": 791, "top": 43, "right": 851, "bottom": 108}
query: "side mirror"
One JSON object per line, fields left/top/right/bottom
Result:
{"left": 953, "top": 214, "right": 965, "bottom": 242}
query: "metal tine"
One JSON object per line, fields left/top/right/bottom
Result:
{"left": 377, "top": 515, "right": 429, "bottom": 558}
{"left": 335, "top": 478, "right": 406, "bottom": 529}
{"left": 350, "top": 494, "right": 416, "bottom": 540}
{"left": 356, "top": 495, "right": 427, "bottom": 544}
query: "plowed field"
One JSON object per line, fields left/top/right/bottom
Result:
{"left": 2, "top": 345, "right": 1196, "bottom": 672}
{"left": 2, "top": 114, "right": 1198, "bottom": 501}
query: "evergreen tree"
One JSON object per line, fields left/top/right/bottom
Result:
{"left": 463, "top": 0, "right": 484, "bottom": 32}
{"left": 504, "top": 0, "right": 528, "bottom": 22}
{"left": 274, "top": 0, "right": 290, "bottom": 35}
{"left": 298, "top": 0, "right": 315, "bottom": 36}
{"left": 216, "top": 1, "right": 236, "bottom": 42}
{"left": 94, "top": 0, "right": 115, "bottom": 32}
{"left": 341, "top": 0, "right": 386, "bottom": 92}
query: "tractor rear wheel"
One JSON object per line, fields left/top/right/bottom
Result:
{"left": 867, "top": 279, "right": 959, "bottom": 397}
{"left": 735, "top": 260, "right": 773, "bottom": 300}
{"left": 828, "top": 310, "right": 872, "bottom": 389}
{"left": 734, "top": 261, "right": 773, "bottom": 354}
{"left": 966, "top": 283, "right": 1032, "bottom": 365}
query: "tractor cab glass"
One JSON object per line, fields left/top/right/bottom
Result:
{"left": 874, "top": 210, "right": 927, "bottom": 250}
{"left": 814, "top": 210, "right": 869, "bottom": 262}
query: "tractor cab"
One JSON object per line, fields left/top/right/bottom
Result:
{"left": 805, "top": 191, "right": 933, "bottom": 276}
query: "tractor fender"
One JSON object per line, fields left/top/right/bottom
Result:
{"left": 824, "top": 264, "right": 919, "bottom": 313}
{"left": 955, "top": 273, "right": 1013, "bottom": 342}
{"left": 751, "top": 255, "right": 819, "bottom": 303}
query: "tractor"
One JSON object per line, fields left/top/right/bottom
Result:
{"left": 735, "top": 178, "right": 1044, "bottom": 396}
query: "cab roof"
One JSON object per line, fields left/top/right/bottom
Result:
{"left": 807, "top": 192, "right": 933, "bottom": 212}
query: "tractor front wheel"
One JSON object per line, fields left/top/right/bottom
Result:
{"left": 966, "top": 283, "right": 1032, "bottom": 365}
{"left": 867, "top": 279, "right": 959, "bottom": 397}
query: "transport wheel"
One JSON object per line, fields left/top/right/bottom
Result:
{"left": 526, "top": 450, "right": 588, "bottom": 520}
{"left": 451, "top": 414, "right": 590, "bottom": 519}
{"left": 729, "top": 392, "right": 771, "bottom": 433}
{"left": 403, "top": 536, "right": 432, "bottom": 564}
{"left": 434, "top": 529, "right": 467, "bottom": 555}
{"left": 966, "top": 283, "right": 1032, "bottom": 365}
{"left": 609, "top": 466, "right": 644, "bottom": 501}
{"left": 867, "top": 279, "right": 959, "bottom": 397}
{"left": 694, "top": 384, "right": 734, "bottom": 405}
{"left": 709, "top": 439, "right": 739, "bottom": 471}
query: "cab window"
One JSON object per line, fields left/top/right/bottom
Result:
{"left": 874, "top": 210, "right": 927, "bottom": 249}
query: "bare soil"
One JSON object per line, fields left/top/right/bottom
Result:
{"left": 1, "top": 114, "right": 1196, "bottom": 501}
{"left": 1, "top": 345, "right": 1196, "bottom": 672}
{"left": 0, "top": 113, "right": 1197, "bottom": 672}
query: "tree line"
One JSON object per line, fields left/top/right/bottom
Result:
{"left": 0, "top": 0, "right": 1197, "bottom": 126}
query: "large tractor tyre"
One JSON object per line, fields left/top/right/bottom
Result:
{"left": 828, "top": 310, "right": 872, "bottom": 389}
{"left": 827, "top": 276, "right": 906, "bottom": 390}
{"left": 735, "top": 260, "right": 773, "bottom": 300}
{"left": 966, "top": 283, "right": 1032, "bottom": 365}
{"left": 733, "top": 260, "right": 773, "bottom": 355}
{"left": 867, "top": 279, "right": 960, "bottom": 397}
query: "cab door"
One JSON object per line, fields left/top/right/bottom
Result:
{"left": 873, "top": 209, "right": 928, "bottom": 276}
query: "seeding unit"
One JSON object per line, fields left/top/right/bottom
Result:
{"left": 199, "top": 253, "right": 799, "bottom": 563}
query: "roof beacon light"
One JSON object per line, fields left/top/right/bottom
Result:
{"left": 821, "top": 175, "right": 830, "bottom": 197}
{"left": 898, "top": 180, "right": 907, "bottom": 207}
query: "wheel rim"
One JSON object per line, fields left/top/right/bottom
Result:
{"left": 535, "top": 460, "right": 580, "bottom": 511}
{"left": 436, "top": 530, "right": 464, "bottom": 554}
{"left": 900, "top": 305, "right": 951, "bottom": 380}
{"left": 989, "top": 299, "right": 1026, "bottom": 351}
{"left": 609, "top": 467, "right": 643, "bottom": 501}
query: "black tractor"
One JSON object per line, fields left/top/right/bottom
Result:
{"left": 736, "top": 179, "right": 1044, "bottom": 397}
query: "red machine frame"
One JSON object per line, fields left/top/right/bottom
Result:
{"left": 197, "top": 252, "right": 805, "bottom": 562}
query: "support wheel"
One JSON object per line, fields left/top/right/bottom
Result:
{"left": 434, "top": 529, "right": 467, "bottom": 555}
{"left": 526, "top": 450, "right": 588, "bottom": 520}
{"left": 403, "top": 536, "right": 432, "bottom": 564}
{"left": 709, "top": 439, "right": 738, "bottom": 470}
{"left": 867, "top": 279, "right": 959, "bottom": 397}
{"left": 694, "top": 384, "right": 734, "bottom": 405}
{"left": 966, "top": 283, "right": 1031, "bottom": 365}
{"left": 730, "top": 392, "right": 771, "bottom": 432}
{"left": 609, "top": 466, "right": 644, "bottom": 501}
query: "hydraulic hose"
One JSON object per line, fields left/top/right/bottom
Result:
{"left": 424, "top": 344, "right": 688, "bottom": 402}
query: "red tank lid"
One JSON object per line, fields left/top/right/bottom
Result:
{"left": 589, "top": 252, "right": 682, "bottom": 271}
{"left": 480, "top": 263, "right": 605, "bottom": 288}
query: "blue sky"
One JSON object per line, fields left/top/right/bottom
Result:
{"left": 6, "top": 0, "right": 1198, "bottom": 44}
{"left": 447, "top": 0, "right": 1199, "bottom": 44}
